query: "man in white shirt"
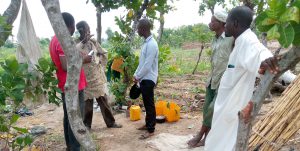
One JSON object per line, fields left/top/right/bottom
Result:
{"left": 134, "top": 18, "right": 159, "bottom": 139}
{"left": 205, "top": 6, "right": 278, "bottom": 150}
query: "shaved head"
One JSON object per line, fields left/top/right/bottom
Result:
{"left": 225, "top": 6, "right": 253, "bottom": 38}
{"left": 228, "top": 6, "right": 253, "bottom": 29}
{"left": 137, "top": 18, "right": 152, "bottom": 38}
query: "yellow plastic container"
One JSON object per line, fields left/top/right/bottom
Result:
{"left": 155, "top": 100, "right": 167, "bottom": 116}
{"left": 164, "top": 102, "right": 181, "bottom": 122}
{"left": 111, "top": 57, "right": 124, "bottom": 73}
{"left": 130, "top": 105, "right": 141, "bottom": 121}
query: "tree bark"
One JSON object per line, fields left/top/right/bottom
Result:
{"left": 96, "top": 4, "right": 102, "bottom": 44}
{"left": 157, "top": 11, "right": 164, "bottom": 44}
{"left": 0, "top": 0, "right": 21, "bottom": 47}
{"left": 235, "top": 46, "right": 300, "bottom": 150}
{"left": 40, "top": 0, "right": 96, "bottom": 150}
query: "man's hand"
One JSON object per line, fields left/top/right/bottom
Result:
{"left": 259, "top": 56, "right": 280, "bottom": 74}
{"left": 133, "top": 76, "right": 139, "bottom": 83}
{"left": 241, "top": 101, "right": 253, "bottom": 124}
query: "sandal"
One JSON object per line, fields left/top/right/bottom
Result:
{"left": 139, "top": 132, "right": 154, "bottom": 140}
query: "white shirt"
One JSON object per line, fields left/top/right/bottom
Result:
{"left": 205, "top": 29, "right": 273, "bottom": 151}
{"left": 134, "top": 35, "right": 159, "bottom": 83}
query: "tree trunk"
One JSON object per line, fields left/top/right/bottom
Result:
{"left": 235, "top": 46, "right": 300, "bottom": 150}
{"left": 123, "top": 0, "right": 149, "bottom": 97}
{"left": 40, "top": 0, "right": 96, "bottom": 150}
{"left": 157, "top": 11, "right": 164, "bottom": 44}
{"left": 0, "top": 0, "right": 21, "bottom": 47}
{"left": 96, "top": 4, "right": 102, "bottom": 44}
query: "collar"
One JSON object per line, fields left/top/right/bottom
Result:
{"left": 221, "top": 32, "right": 225, "bottom": 38}
{"left": 235, "top": 28, "right": 251, "bottom": 46}
{"left": 145, "top": 35, "right": 153, "bottom": 42}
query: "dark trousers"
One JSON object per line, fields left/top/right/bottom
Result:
{"left": 84, "top": 95, "right": 115, "bottom": 128}
{"left": 140, "top": 80, "right": 156, "bottom": 133}
{"left": 62, "top": 90, "right": 85, "bottom": 151}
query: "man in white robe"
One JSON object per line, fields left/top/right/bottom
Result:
{"left": 205, "top": 6, "right": 278, "bottom": 151}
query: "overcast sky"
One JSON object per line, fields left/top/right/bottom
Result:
{"left": 0, "top": 0, "right": 216, "bottom": 39}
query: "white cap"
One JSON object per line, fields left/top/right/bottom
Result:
{"left": 214, "top": 9, "right": 228, "bottom": 23}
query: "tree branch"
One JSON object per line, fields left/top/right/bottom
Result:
{"left": 235, "top": 46, "right": 300, "bottom": 150}
{"left": 0, "top": 0, "right": 21, "bottom": 47}
{"left": 128, "top": 0, "right": 149, "bottom": 42}
{"left": 40, "top": 0, "right": 96, "bottom": 150}
{"left": 3, "top": 0, "right": 21, "bottom": 25}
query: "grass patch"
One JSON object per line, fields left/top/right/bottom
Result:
{"left": 160, "top": 48, "right": 211, "bottom": 76}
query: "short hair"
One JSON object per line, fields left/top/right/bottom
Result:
{"left": 228, "top": 6, "right": 253, "bottom": 29}
{"left": 62, "top": 12, "right": 75, "bottom": 28}
{"left": 138, "top": 18, "right": 152, "bottom": 31}
{"left": 76, "top": 21, "right": 88, "bottom": 33}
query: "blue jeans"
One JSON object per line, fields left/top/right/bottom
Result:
{"left": 62, "top": 90, "right": 85, "bottom": 151}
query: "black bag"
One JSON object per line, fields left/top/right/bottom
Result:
{"left": 129, "top": 84, "right": 141, "bottom": 99}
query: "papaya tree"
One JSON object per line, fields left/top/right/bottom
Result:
{"left": 236, "top": 0, "right": 300, "bottom": 150}
{"left": 0, "top": 0, "right": 22, "bottom": 47}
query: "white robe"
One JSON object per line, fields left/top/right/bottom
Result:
{"left": 204, "top": 29, "right": 273, "bottom": 151}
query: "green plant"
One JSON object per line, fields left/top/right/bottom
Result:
{"left": 0, "top": 112, "right": 33, "bottom": 151}
{"left": 0, "top": 57, "right": 61, "bottom": 150}
{"left": 256, "top": 0, "right": 300, "bottom": 48}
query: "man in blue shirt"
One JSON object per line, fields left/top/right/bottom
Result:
{"left": 134, "top": 18, "right": 159, "bottom": 139}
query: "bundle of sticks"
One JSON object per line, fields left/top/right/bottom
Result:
{"left": 249, "top": 74, "right": 300, "bottom": 150}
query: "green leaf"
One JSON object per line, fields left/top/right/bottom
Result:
{"left": 267, "top": 25, "right": 280, "bottom": 40}
{"left": 278, "top": 23, "right": 295, "bottom": 48}
{"left": 24, "top": 135, "right": 33, "bottom": 145}
{"left": 12, "top": 126, "right": 28, "bottom": 133}
{"left": 256, "top": 12, "right": 274, "bottom": 32}
{"left": 292, "top": 22, "right": 300, "bottom": 46}
{"left": 261, "top": 18, "right": 277, "bottom": 26}
{"left": 16, "top": 136, "right": 24, "bottom": 145}
{"left": 5, "top": 58, "right": 19, "bottom": 74}
{"left": 0, "top": 124, "right": 9, "bottom": 132}
{"left": 267, "top": 0, "right": 289, "bottom": 17}
{"left": 279, "top": 7, "right": 300, "bottom": 23}
{"left": 10, "top": 114, "right": 20, "bottom": 124}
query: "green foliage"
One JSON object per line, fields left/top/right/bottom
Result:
{"left": 0, "top": 110, "right": 33, "bottom": 150}
{"left": 198, "top": 0, "right": 225, "bottom": 15}
{"left": 160, "top": 24, "right": 213, "bottom": 48}
{"left": 109, "top": 79, "right": 128, "bottom": 105}
{"left": 158, "top": 44, "right": 171, "bottom": 69}
{"left": 0, "top": 57, "right": 61, "bottom": 106}
{"left": 0, "top": 16, "right": 13, "bottom": 47}
{"left": 3, "top": 39, "right": 15, "bottom": 48}
{"left": 160, "top": 48, "right": 211, "bottom": 76}
{"left": 256, "top": 0, "right": 300, "bottom": 48}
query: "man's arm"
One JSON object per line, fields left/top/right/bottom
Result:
{"left": 242, "top": 56, "right": 280, "bottom": 123}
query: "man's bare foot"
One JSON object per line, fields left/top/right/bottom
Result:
{"left": 137, "top": 125, "right": 147, "bottom": 130}
{"left": 195, "top": 139, "right": 205, "bottom": 147}
{"left": 187, "top": 133, "right": 202, "bottom": 148}
{"left": 139, "top": 132, "right": 154, "bottom": 140}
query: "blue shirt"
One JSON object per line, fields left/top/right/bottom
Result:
{"left": 134, "top": 35, "right": 159, "bottom": 84}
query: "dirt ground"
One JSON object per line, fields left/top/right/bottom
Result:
{"left": 16, "top": 73, "right": 300, "bottom": 151}
{"left": 16, "top": 74, "right": 206, "bottom": 151}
